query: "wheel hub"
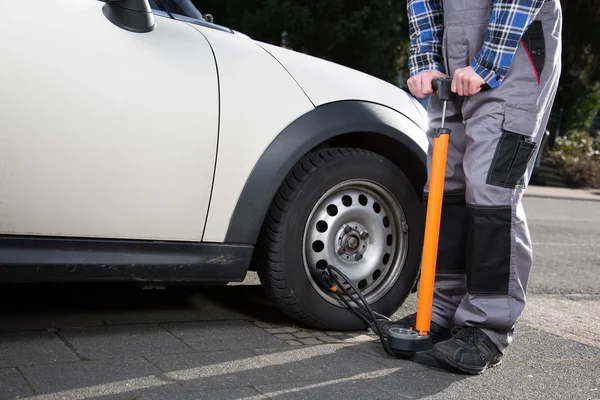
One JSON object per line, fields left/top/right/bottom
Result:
{"left": 302, "top": 180, "right": 409, "bottom": 306}
{"left": 345, "top": 236, "right": 359, "bottom": 251}
{"left": 337, "top": 224, "right": 368, "bottom": 261}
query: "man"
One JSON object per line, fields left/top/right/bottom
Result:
{"left": 385, "top": 0, "right": 562, "bottom": 374}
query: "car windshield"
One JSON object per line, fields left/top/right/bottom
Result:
{"left": 158, "top": 0, "right": 205, "bottom": 21}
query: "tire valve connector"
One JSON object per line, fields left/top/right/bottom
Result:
{"left": 309, "top": 267, "right": 338, "bottom": 293}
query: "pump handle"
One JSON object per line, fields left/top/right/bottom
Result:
{"left": 432, "top": 77, "right": 453, "bottom": 101}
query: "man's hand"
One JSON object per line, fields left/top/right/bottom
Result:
{"left": 451, "top": 66, "right": 486, "bottom": 96}
{"left": 407, "top": 70, "right": 446, "bottom": 99}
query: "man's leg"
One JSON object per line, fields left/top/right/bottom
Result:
{"left": 433, "top": 1, "right": 562, "bottom": 373}
{"left": 420, "top": 22, "right": 474, "bottom": 335}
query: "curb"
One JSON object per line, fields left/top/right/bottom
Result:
{"left": 524, "top": 192, "right": 600, "bottom": 203}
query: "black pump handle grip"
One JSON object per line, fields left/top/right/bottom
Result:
{"left": 432, "top": 77, "right": 453, "bottom": 101}
{"left": 431, "top": 77, "right": 452, "bottom": 91}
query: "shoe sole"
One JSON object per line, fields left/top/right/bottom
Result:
{"left": 432, "top": 349, "right": 503, "bottom": 375}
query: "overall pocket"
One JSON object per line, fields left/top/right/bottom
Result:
{"left": 521, "top": 20, "right": 546, "bottom": 84}
{"left": 487, "top": 107, "right": 540, "bottom": 189}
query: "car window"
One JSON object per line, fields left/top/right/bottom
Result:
{"left": 148, "top": 0, "right": 170, "bottom": 17}
{"left": 158, "top": 0, "right": 205, "bottom": 21}
{"left": 150, "top": 0, "right": 231, "bottom": 33}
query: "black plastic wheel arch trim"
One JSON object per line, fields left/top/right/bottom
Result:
{"left": 224, "top": 100, "right": 427, "bottom": 245}
{"left": 0, "top": 236, "right": 252, "bottom": 283}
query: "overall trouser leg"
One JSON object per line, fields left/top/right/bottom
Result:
{"left": 445, "top": 0, "right": 562, "bottom": 352}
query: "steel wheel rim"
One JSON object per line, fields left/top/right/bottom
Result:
{"left": 302, "top": 179, "right": 409, "bottom": 306}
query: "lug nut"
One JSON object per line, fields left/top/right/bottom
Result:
{"left": 355, "top": 253, "right": 363, "bottom": 261}
{"left": 344, "top": 225, "right": 352, "bottom": 234}
{"left": 337, "top": 247, "right": 345, "bottom": 255}
{"left": 347, "top": 237, "right": 358, "bottom": 249}
{"left": 360, "top": 231, "right": 369, "bottom": 240}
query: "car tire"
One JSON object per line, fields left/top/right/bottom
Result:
{"left": 255, "top": 147, "right": 424, "bottom": 330}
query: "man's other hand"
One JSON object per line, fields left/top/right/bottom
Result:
{"left": 452, "top": 66, "right": 486, "bottom": 96}
{"left": 407, "top": 70, "right": 446, "bottom": 99}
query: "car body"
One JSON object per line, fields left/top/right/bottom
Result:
{"left": 0, "top": 0, "right": 429, "bottom": 329}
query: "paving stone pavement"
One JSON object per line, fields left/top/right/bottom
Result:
{"left": 0, "top": 286, "right": 598, "bottom": 400}
{"left": 0, "top": 196, "right": 598, "bottom": 400}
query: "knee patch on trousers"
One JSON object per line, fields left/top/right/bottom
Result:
{"left": 487, "top": 106, "right": 540, "bottom": 189}
{"left": 423, "top": 191, "right": 467, "bottom": 274}
{"left": 466, "top": 204, "right": 511, "bottom": 295}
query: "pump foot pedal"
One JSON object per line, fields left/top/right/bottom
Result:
{"left": 387, "top": 327, "right": 442, "bottom": 369}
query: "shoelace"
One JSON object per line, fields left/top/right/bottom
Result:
{"left": 450, "top": 326, "right": 481, "bottom": 343}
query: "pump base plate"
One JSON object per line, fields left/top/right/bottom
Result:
{"left": 387, "top": 327, "right": 442, "bottom": 369}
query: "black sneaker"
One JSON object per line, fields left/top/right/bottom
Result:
{"left": 378, "top": 313, "right": 452, "bottom": 344}
{"left": 432, "top": 326, "right": 503, "bottom": 375}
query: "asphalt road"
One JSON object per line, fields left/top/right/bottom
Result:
{"left": 0, "top": 195, "right": 598, "bottom": 400}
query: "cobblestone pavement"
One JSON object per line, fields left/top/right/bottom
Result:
{"left": 0, "top": 196, "right": 598, "bottom": 400}
{"left": 253, "top": 321, "right": 377, "bottom": 347}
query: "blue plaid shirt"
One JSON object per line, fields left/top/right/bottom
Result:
{"left": 407, "top": 0, "right": 546, "bottom": 88}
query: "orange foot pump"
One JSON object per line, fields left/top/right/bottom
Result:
{"left": 385, "top": 77, "right": 454, "bottom": 367}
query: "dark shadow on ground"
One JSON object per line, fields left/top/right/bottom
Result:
{"left": 0, "top": 282, "right": 295, "bottom": 331}
{"left": 199, "top": 284, "right": 296, "bottom": 324}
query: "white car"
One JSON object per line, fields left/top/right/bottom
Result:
{"left": 0, "top": 0, "right": 430, "bottom": 330}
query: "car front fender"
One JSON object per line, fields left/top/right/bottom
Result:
{"left": 224, "top": 100, "right": 428, "bottom": 245}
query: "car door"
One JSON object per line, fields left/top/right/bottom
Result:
{"left": 0, "top": 0, "right": 219, "bottom": 242}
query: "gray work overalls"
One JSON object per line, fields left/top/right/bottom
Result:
{"left": 423, "top": 0, "right": 562, "bottom": 351}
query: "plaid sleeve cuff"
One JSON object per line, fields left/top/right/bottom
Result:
{"left": 470, "top": 58, "right": 503, "bottom": 88}
{"left": 409, "top": 62, "right": 445, "bottom": 77}
{"left": 409, "top": 52, "right": 446, "bottom": 77}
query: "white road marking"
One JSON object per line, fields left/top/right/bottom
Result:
{"left": 532, "top": 242, "right": 600, "bottom": 247}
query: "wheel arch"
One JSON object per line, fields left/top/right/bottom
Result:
{"left": 224, "top": 100, "right": 428, "bottom": 245}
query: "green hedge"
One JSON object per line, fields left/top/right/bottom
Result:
{"left": 543, "top": 130, "right": 600, "bottom": 189}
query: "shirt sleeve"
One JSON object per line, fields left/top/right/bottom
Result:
{"left": 471, "top": 0, "right": 546, "bottom": 88}
{"left": 407, "top": 0, "right": 445, "bottom": 76}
